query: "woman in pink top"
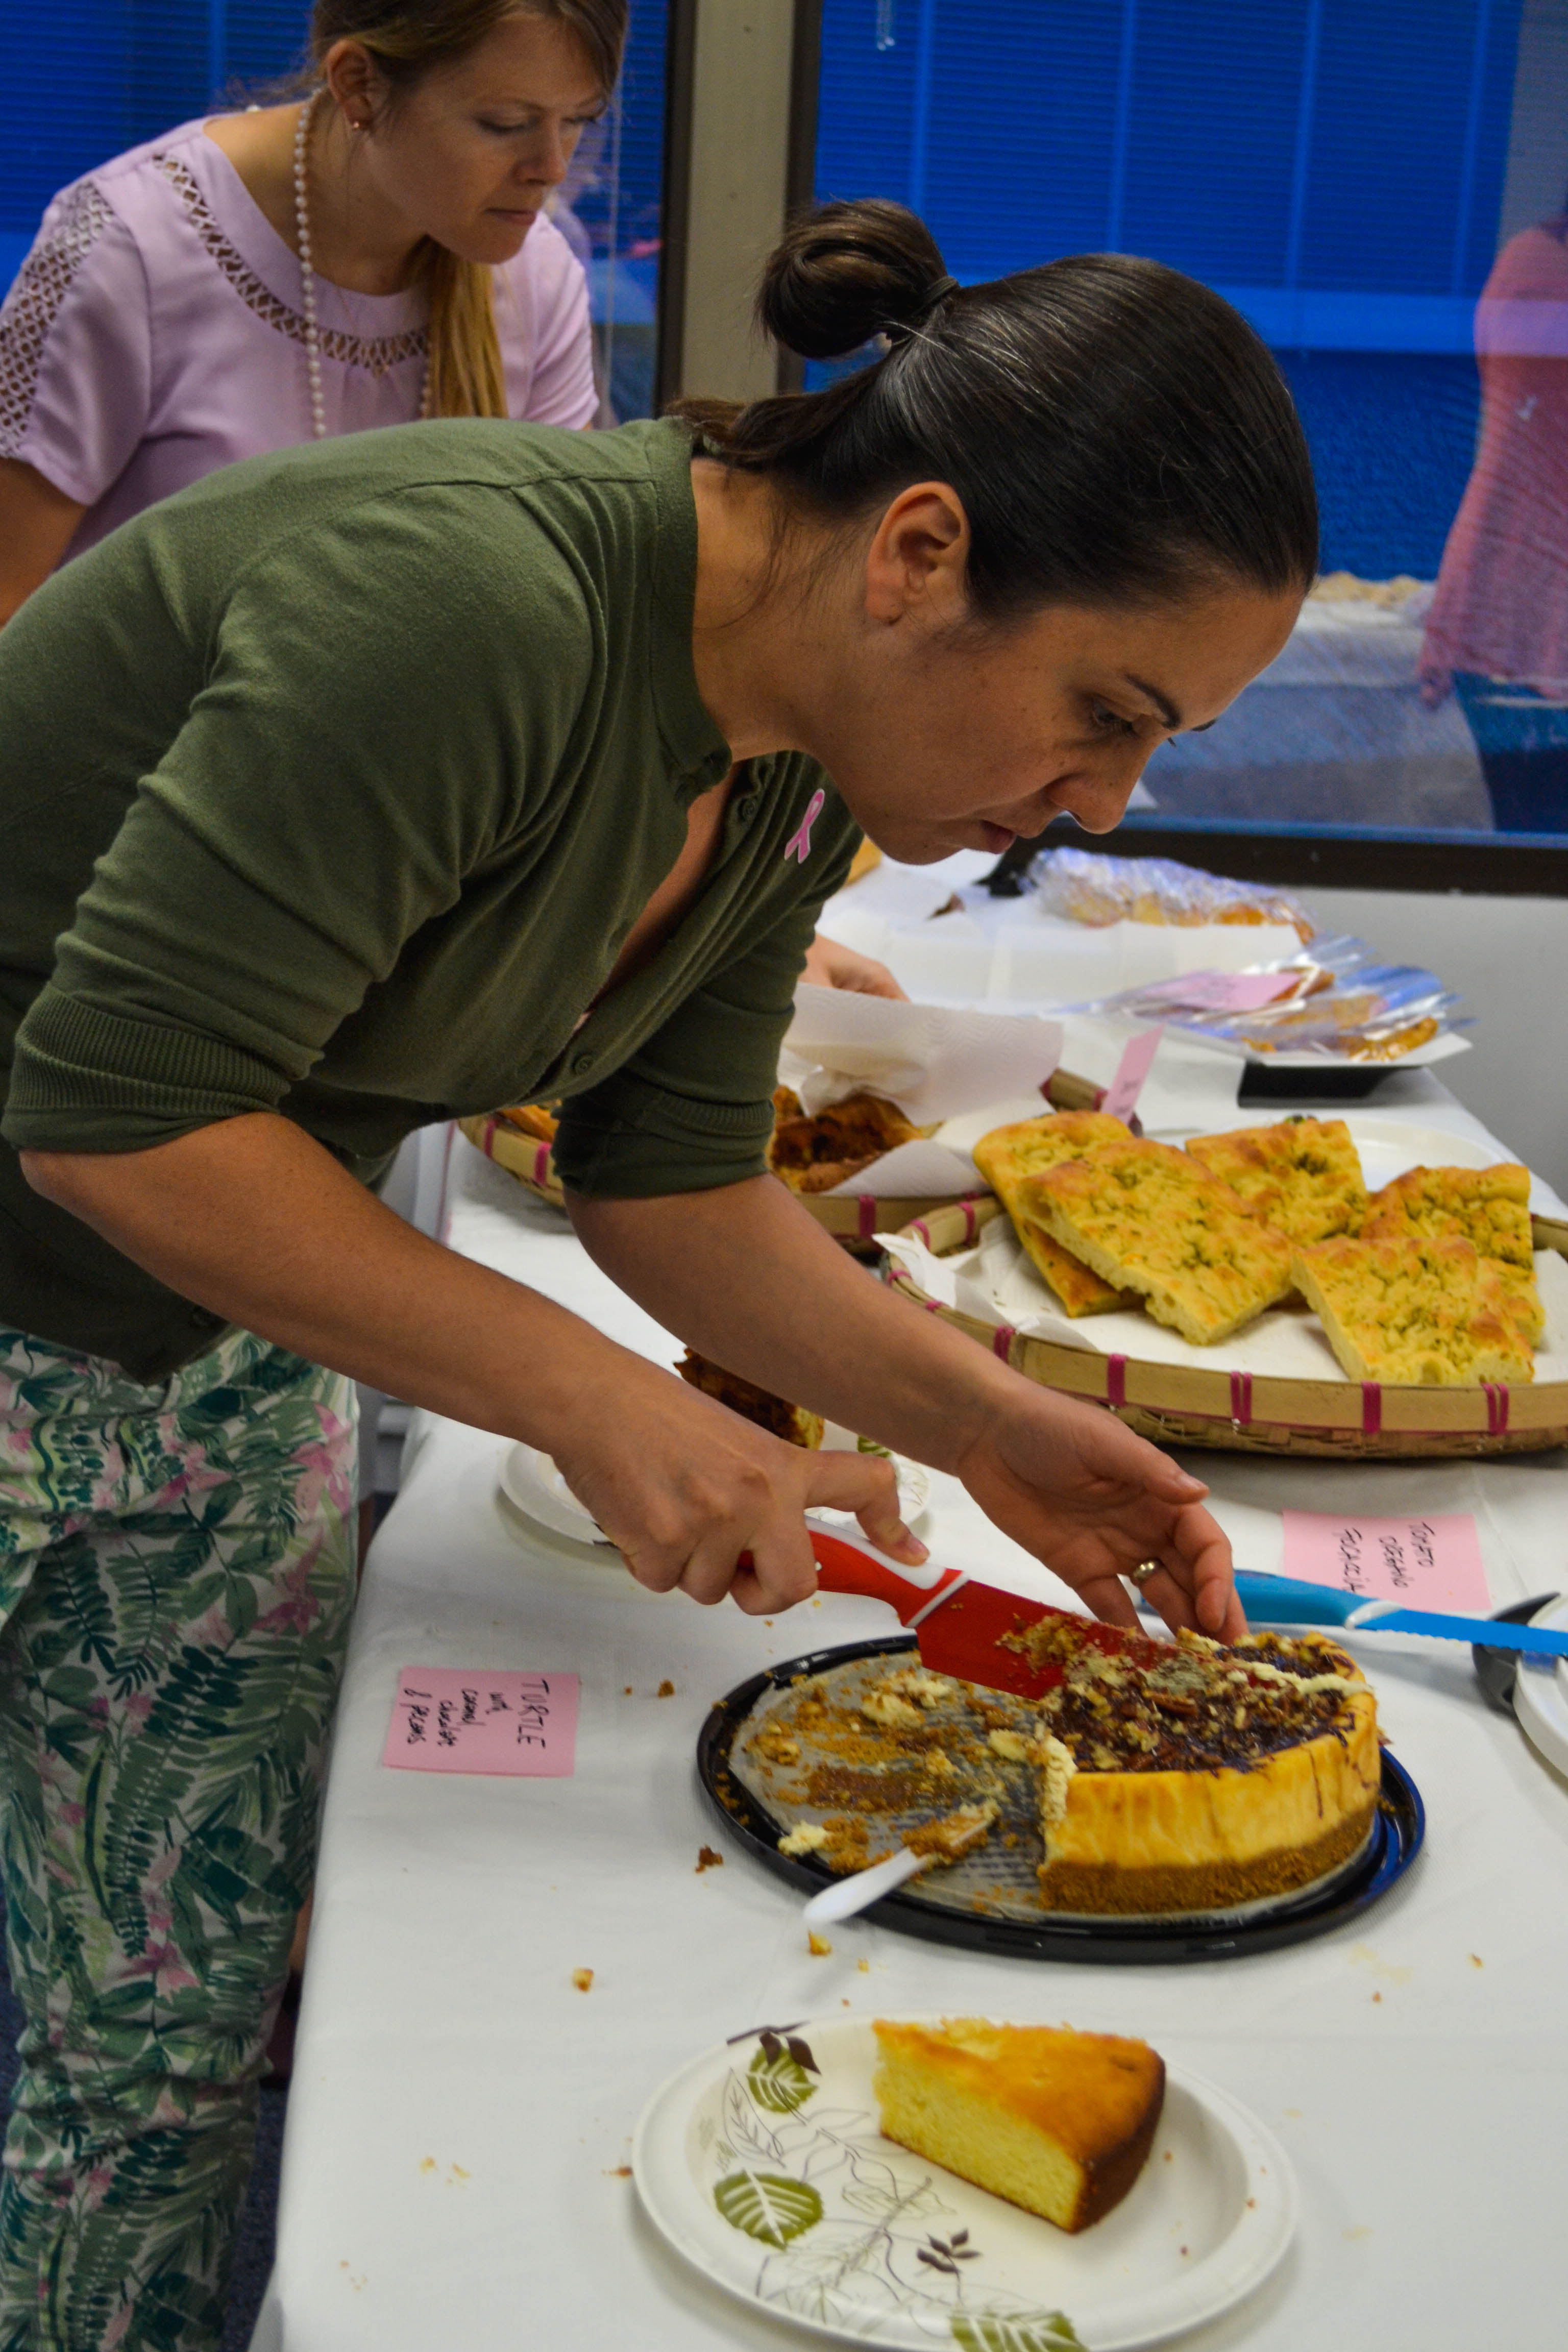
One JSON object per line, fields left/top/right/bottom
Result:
{"left": 0, "top": 0, "right": 622, "bottom": 617}
{"left": 1420, "top": 206, "right": 1568, "bottom": 829}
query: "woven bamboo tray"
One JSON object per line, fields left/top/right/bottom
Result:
{"left": 886, "top": 1196, "right": 1568, "bottom": 1460}
{"left": 459, "top": 1112, "right": 565, "bottom": 1207}
{"left": 458, "top": 1069, "right": 1104, "bottom": 1248}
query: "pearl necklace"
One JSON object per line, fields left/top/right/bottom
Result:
{"left": 292, "top": 95, "right": 432, "bottom": 438}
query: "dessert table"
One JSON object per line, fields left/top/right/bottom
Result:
{"left": 253, "top": 1097, "right": 1568, "bottom": 2352}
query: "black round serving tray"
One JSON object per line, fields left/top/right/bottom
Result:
{"left": 697, "top": 1635, "right": 1425, "bottom": 1965}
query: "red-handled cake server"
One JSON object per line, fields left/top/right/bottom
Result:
{"left": 798, "top": 1516, "right": 1139, "bottom": 1703}
{"left": 796, "top": 1519, "right": 1568, "bottom": 1684}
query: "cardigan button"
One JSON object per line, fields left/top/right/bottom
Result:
{"left": 571, "top": 1051, "right": 596, "bottom": 1074}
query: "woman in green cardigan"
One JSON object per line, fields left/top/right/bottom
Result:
{"left": 0, "top": 197, "right": 1313, "bottom": 2346}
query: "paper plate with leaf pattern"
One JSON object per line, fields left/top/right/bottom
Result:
{"left": 632, "top": 2015, "right": 1294, "bottom": 2349}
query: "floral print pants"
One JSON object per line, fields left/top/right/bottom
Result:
{"left": 0, "top": 1328, "right": 356, "bottom": 2351}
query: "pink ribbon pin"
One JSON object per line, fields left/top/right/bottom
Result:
{"left": 783, "top": 788, "right": 826, "bottom": 865}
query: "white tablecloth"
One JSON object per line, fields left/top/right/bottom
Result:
{"left": 257, "top": 1116, "right": 1568, "bottom": 2352}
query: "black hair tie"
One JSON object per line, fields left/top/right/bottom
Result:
{"left": 883, "top": 273, "right": 960, "bottom": 346}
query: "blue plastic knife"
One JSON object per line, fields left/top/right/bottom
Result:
{"left": 1232, "top": 1570, "right": 1568, "bottom": 1657}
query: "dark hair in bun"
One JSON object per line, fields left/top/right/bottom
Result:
{"left": 676, "top": 200, "right": 1318, "bottom": 618}
{"left": 756, "top": 198, "right": 949, "bottom": 359}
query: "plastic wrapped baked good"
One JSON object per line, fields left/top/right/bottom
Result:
{"left": 1027, "top": 845, "right": 1314, "bottom": 941}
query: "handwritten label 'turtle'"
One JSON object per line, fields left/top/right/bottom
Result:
{"left": 381, "top": 1667, "right": 579, "bottom": 1776}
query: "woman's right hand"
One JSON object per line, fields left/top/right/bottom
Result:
{"left": 549, "top": 1356, "right": 924, "bottom": 1615}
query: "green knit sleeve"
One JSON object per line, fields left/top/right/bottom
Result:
{"left": 555, "top": 819, "right": 859, "bottom": 1198}
{"left": 3, "top": 487, "right": 591, "bottom": 1153}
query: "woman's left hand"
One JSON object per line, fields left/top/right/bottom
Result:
{"left": 802, "top": 930, "right": 907, "bottom": 999}
{"left": 954, "top": 1390, "right": 1242, "bottom": 1640}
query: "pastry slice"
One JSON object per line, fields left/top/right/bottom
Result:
{"left": 1185, "top": 1117, "right": 1367, "bottom": 1245}
{"left": 1024, "top": 1140, "right": 1294, "bottom": 1344}
{"left": 676, "top": 1351, "right": 825, "bottom": 1446}
{"left": 872, "top": 2018, "right": 1165, "bottom": 2232}
{"left": 768, "top": 1088, "right": 927, "bottom": 1194}
{"left": 1362, "top": 1163, "right": 1542, "bottom": 1341}
{"left": 973, "top": 1112, "right": 1140, "bottom": 1316}
{"left": 1292, "top": 1233, "right": 1535, "bottom": 1385}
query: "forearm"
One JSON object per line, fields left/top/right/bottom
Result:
{"left": 570, "top": 1175, "right": 1015, "bottom": 1472}
{"left": 21, "top": 1114, "right": 654, "bottom": 1452}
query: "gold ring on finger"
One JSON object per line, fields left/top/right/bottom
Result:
{"left": 1130, "top": 1561, "right": 1162, "bottom": 1587}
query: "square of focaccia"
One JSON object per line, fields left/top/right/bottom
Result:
{"left": 973, "top": 1112, "right": 1139, "bottom": 1317}
{"left": 1185, "top": 1118, "right": 1367, "bottom": 1246}
{"left": 1363, "top": 1161, "right": 1532, "bottom": 1264}
{"left": 1016, "top": 1224, "right": 1143, "bottom": 1318}
{"left": 1362, "top": 1162, "right": 1541, "bottom": 1342}
{"left": 1022, "top": 1139, "right": 1294, "bottom": 1344}
{"left": 1291, "top": 1233, "right": 1535, "bottom": 1385}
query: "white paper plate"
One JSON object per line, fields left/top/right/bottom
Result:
{"left": 1511, "top": 1593, "right": 1568, "bottom": 1779}
{"left": 499, "top": 1442, "right": 931, "bottom": 1548}
{"left": 633, "top": 2015, "right": 1295, "bottom": 2350}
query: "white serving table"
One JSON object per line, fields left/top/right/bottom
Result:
{"left": 256, "top": 1109, "right": 1568, "bottom": 2352}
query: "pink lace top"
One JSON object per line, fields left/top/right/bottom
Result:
{"left": 0, "top": 115, "right": 597, "bottom": 560}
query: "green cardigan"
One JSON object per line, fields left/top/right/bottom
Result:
{"left": 0, "top": 416, "right": 855, "bottom": 1377}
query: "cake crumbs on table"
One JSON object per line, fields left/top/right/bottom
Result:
{"left": 656, "top": 1679, "right": 675, "bottom": 1697}
{"left": 695, "top": 1846, "right": 724, "bottom": 1872}
{"left": 572, "top": 1968, "right": 594, "bottom": 1992}
{"left": 1469, "top": 1952, "right": 1484, "bottom": 1967}
{"left": 604, "top": 2165, "right": 632, "bottom": 2178}
{"left": 807, "top": 1932, "right": 832, "bottom": 1956}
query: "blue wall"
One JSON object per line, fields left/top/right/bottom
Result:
{"left": 813, "top": 0, "right": 1523, "bottom": 577}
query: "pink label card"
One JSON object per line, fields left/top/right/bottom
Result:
{"left": 1139, "top": 970, "right": 1298, "bottom": 1013}
{"left": 382, "top": 1668, "right": 579, "bottom": 1776}
{"left": 1099, "top": 1025, "right": 1165, "bottom": 1122}
{"left": 1281, "top": 1511, "right": 1491, "bottom": 1613}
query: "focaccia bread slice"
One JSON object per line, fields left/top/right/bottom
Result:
{"left": 1185, "top": 1117, "right": 1367, "bottom": 1245}
{"left": 1023, "top": 1139, "right": 1294, "bottom": 1344}
{"left": 1292, "top": 1233, "right": 1535, "bottom": 1384}
{"left": 1362, "top": 1163, "right": 1541, "bottom": 1341}
{"left": 768, "top": 1087, "right": 926, "bottom": 1195}
{"left": 972, "top": 1112, "right": 1140, "bottom": 1316}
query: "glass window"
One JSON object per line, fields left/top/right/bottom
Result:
{"left": 812, "top": 2, "right": 1568, "bottom": 859}
{"left": 1, "top": 2, "right": 669, "bottom": 422}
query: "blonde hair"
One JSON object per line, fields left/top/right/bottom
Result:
{"left": 309, "top": 2, "right": 626, "bottom": 418}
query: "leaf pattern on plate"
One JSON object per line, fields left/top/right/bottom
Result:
{"left": 714, "top": 2170, "right": 824, "bottom": 2248}
{"left": 950, "top": 2313, "right": 1087, "bottom": 2352}
{"left": 748, "top": 2043, "right": 819, "bottom": 2115}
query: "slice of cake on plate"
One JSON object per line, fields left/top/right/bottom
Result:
{"left": 972, "top": 1112, "right": 1142, "bottom": 1317}
{"left": 1022, "top": 1139, "right": 1293, "bottom": 1343}
{"left": 1292, "top": 1232, "right": 1536, "bottom": 1384}
{"left": 1185, "top": 1116, "right": 1368, "bottom": 1245}
{"left": 1362, "top": 1162, "right": 1542, "bottom": 1341}
{"left": 872, "top": 2017, "right": 1164, "bottom": 2232}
